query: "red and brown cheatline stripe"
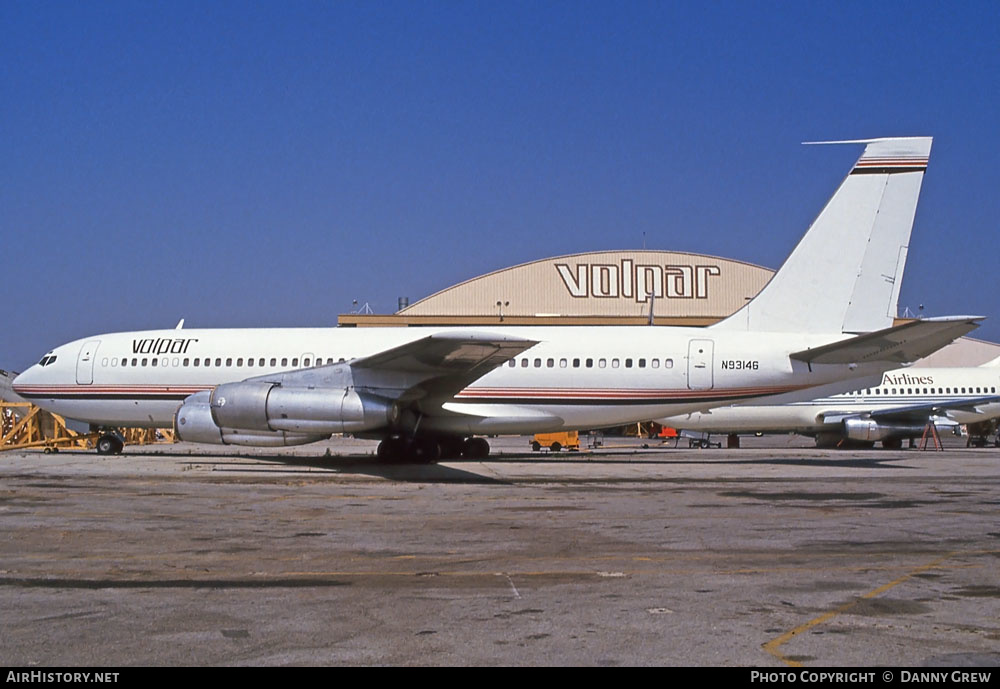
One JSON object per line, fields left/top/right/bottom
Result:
{"left": 12, "top": 384, "right": 211, "bottom": 401}
{"left": 454, "top": 383, "right": 810, "bottom": 406}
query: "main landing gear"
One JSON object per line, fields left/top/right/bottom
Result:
{"left": 375, "top": 435, "right": 490, "bottom": 464}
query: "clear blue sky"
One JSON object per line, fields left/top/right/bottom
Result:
{"left": 3, "top": 1, "right": 998, "bottom": 371}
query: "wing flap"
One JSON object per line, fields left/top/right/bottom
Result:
{"left": 354, "top": 331, "right": 537, "bottom": 375}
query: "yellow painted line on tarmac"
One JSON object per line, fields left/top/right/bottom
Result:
{"left": 762, "top": 551, "right": 958, "bottom": 667}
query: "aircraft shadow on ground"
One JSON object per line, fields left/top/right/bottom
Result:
{"left": 142, "top": 450, "right": 512, "bottom": 484}
{"left": 134, "top": 447, "right": 916, "bottom": 475}
{"left": 470, "top": 451, "right": 916, "bottom": 470}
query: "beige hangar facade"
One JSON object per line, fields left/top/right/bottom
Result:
{"left": 340, "top": 250, "right": 775, "bottom": 327}
{"left": 338, "top": 249, "right": 998, "bottom": 364}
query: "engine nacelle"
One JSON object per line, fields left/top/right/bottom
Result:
{"left": 842, "top": 418, "right": 932, "bottom": 442}
{"left": 209, "top": 381, "right": 398, "bottom": 435}
{"left": 173, "top": 391, "right": 326, "bottom": 446}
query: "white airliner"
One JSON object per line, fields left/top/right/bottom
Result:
{"left": 12, "top": 137, "right": 981, "bottom": 460}
{"left": 658, "top": 356, "right": 1000, "bottom": 448}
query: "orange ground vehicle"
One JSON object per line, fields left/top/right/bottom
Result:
{"left": 531, "top": 431, "right": 580, "bottom": 452}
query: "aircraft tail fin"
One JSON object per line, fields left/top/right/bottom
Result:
{"left": 713, "top": 137, "right": 932, "bottom": 334}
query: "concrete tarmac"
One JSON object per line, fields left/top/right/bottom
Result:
{"left": 1, "top": 435, "right": 998, "bottom": 667}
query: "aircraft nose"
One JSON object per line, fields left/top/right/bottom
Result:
{"left": 9, "top": 368, "right": 35, "bottom": 400}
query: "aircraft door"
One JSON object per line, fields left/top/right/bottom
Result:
{"left": 76, "top": 340, "right": 101, "bottom": 385}
{"left": 687, "top": 339, "right": 714, "bottom": 390}
{"left": 300, "top": 352, "right": 316, "bottom": 368}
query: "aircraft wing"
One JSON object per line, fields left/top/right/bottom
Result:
{"left": 790, "top": 316, "right": 983, "bottom": 365}
{"left": 242, "top": 331, "right": 538, "bottom": 407}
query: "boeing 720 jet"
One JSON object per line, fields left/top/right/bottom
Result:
{"left": 13, "top": 137, "right": 981, "bottom": 461}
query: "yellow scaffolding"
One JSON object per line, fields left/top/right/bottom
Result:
{"left": 1, "top": 401, "right": 174, "bottom": 453}
{"left": 1, "top": 402, "right": 96, "bottom": 452}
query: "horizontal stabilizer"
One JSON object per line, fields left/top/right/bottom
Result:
{"left": 790, "top": 317, "right": 983, "bottom": 365}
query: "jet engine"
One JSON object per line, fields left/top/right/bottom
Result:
{"left": 842, "top": 417, "right": 959, "bottom": 443}
{"left": 174, "top": 383, "right": 399, "bottom": 446}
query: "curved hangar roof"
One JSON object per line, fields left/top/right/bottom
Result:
{"left": 349, "top": 251, "right": 775, "bottom": 326}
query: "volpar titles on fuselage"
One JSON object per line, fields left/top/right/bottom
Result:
{"left": 132, "top": 338, "right": 200, "bottom": 355}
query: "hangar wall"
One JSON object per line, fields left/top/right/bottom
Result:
{"left": 337, "top": 248, "right": 1000, "bottom": 364}
{"left": 340, "top": 250, "right": 774, "bottom": 326}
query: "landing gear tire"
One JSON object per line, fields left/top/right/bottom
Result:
{"left": 463, "top": 437, "right": 490, "bottom": 459}
{"left": 376, "top": 436, "right": 440, "bottom": 464}
{"left": 815, "top": 432, "right": 842, "bottom": 449}
{"left": 377, "top": 437, "right": 406, "bottom": 462}
{"left": 438, "top": 436, "right": 466, "bottom": 460}
{"left": 882, "top": 438, "right": 903, "bottom": 450}
{"left": 408, "top": 437, "right": 441, "bottom": 464}
{"left": 96, "top": 434, "right": 124, "bottom": 456}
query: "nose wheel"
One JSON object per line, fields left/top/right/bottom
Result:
{"left": 96, "top": 433, "right": 124, "bottom": 455}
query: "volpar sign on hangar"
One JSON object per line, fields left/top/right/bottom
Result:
{"left": 394, "top": 250, "right": 774, "bottom": 321}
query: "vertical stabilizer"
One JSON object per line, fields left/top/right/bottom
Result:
{"left": 713, "top": 137, "right": 931, "bottom": 334}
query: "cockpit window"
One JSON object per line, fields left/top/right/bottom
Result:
{"left": 37, "top": 355, "right": 58, "bottom": 367}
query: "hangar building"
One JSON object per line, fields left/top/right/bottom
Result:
{"left": 338, "top": 249, "right": 999, "bottom": 365}
{"left": 340, "top": 250, "right": 773, "bottom": 327}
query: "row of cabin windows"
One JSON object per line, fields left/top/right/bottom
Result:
{"left": 846, "top": 386, "right": 996, "bottom": 396}
{"left": 508, "top": 357, "right": 675, "bottom": 370}
{"left": 101, "top": 356, "right": 347, "bottom": 369}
